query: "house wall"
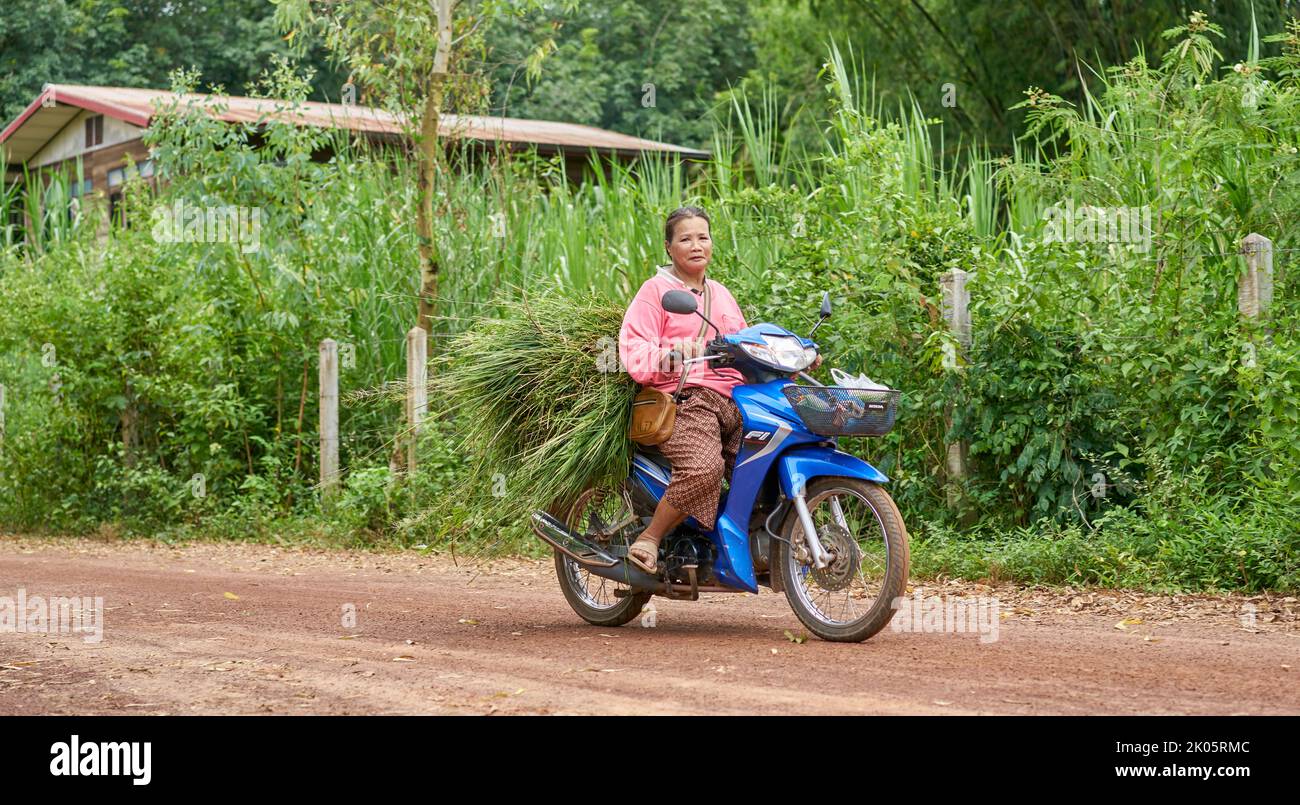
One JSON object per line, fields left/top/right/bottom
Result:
{"left": 75, "top": 139, "right": 153, "bottom": 195}
{"left": 31, "top": 110, "right": 145, "bottom": 169}
{"left": 33, "top": 134, "right": 153, "bottom": 237}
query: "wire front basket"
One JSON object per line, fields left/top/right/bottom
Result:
{"left": 782, "top": 385, "right": 900, "bottom": 438}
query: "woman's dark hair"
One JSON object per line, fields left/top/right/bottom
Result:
{"left": 664, "top": 206, "right": 710, "bottom": 242}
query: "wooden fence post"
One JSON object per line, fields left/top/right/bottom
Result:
{"left": 405, "top": 327, "right": 428, "bottom": 474}
{"left": 319, "top": 339, "right": 339, "bottom": 501}
{"left": 940, "top": 269, "right": 971, "bottom": 513}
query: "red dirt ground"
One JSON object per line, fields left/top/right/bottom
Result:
{"left": 1, "top": 536, "right": 1295, "bottom": 715}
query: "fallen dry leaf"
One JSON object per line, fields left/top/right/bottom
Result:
{"left": 223, "top": 592, "right": 240, "bottom": 601}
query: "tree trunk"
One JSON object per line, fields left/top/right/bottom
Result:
{"left": 121, "top": 379, "right": 138, "bottom": 469}
{"left": 415, "top": 0, "right": 456, "bottom": 335}
{"left": 415, "top": 91, "right": 442, "bottom": 335}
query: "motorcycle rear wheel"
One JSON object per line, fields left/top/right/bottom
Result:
{"left": 550, "top": 481, "right": 653, "bottom": 627}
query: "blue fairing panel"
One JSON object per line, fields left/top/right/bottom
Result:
{"left": 777, "top": 447, "right": 890, "bottom": 496}
{"left": 726, "top": 322, "right": 817, "bottom": 348}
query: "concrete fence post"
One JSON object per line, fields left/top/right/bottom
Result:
{"left": 1238, "top": 233, "right": 1274, "bottom": 325}
{"left": 319, "top": 339, "right": 339, "bottom": 501}
{"left": 405, "top": 327, "right": 428, "bottom": 474}
{"left": 940, "top": 269, "right": 971, "bottom": 512}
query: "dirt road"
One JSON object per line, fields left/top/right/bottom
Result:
{"left": 0, "top": 536, "right": 1296, "bottom": 715}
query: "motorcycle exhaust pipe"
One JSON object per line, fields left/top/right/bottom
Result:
{"left": 530, "top": 511, "right": 660, "bottom": 590}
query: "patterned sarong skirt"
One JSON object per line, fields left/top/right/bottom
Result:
{"left": 657, "top": 386, "right": 744, "bottom": 530}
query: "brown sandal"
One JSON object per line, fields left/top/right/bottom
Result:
{"left": 627, "top": 534, "right": 660, "bottom": 574}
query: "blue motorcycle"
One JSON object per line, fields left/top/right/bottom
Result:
{"left": 532, "top": 290, "right": 909, "bottom": 642}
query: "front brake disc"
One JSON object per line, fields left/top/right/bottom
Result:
{"left": 809, "top": 521, "right": 860, "bottom": 591}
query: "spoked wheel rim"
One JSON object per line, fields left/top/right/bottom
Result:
{"left": 562, "top": 559, "right": 624, "bottom": 611}
{"left": 789, "top": 485, "right": 893, "bottom": 627}
{"left": 560, "top": 482, "right": 640, "bottom": 612}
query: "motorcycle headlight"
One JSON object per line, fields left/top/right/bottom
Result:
{"left": 739, "top": 335, "right": 817, "bottom": 372}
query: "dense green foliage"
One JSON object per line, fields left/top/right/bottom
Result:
{"left": 0, "top": 0, "right": 346, "bottom": 121}
{"left": 745, "top": 0, "right": 1300, "bottom": 151}
{"left": 6, "top": 2, "right": 1296, "bottom": 150}
{"left": 483, "top": 0, "right": 756, "bottom": 147}
{"left": 1, "top": 12, "right": 1298, "bottom": 591}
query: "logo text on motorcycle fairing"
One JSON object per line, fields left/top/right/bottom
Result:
{"left": 743, "top": 429, "right": 771, "bottom": 443}
{"left": 737, "top": 422, "right": 793, "bottom": 468}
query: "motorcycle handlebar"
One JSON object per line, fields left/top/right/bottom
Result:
{"left": 666, "top": 342, "right": 725, "bottom": 364}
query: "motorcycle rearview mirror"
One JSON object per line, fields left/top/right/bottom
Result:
{"left": 809, "top": 290, "right": 831, "bottom": 338}
{"left": 662, "top": 288, "right": 723, "bottom": 337}
{"left": 661, "top": 290, "right": 698, "bottom": 315}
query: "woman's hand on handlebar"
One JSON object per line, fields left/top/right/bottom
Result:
{"left": 671, "top": 338, "right": 707, "bottom": 361}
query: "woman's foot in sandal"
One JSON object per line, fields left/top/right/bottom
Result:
{"left": 627, "top": 533, "right": 661, "bottom": 574}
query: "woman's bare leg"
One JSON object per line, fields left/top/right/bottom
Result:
{"left": 628, "top": 496, "right": 687, "bottom": 572}
{"left": 643, "top": 496, "right": 689, "bottom": 544}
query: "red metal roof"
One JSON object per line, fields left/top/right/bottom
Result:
{"left": 1, "top": 84, "right": 710, "bottom": 165}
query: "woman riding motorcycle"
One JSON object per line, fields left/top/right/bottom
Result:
{"left": 618, "top": 206, "right": 820, "bottom": 573}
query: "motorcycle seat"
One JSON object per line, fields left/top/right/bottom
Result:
{"left": 633, "top": 446, "right": 673, "bottom": 478}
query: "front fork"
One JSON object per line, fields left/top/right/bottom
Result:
{"left": 790, "top": 492, "right": 850, "bottom": 570}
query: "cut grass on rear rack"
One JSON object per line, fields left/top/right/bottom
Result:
{"left": 432, "top": 287, "right": 637, "bottom": 524}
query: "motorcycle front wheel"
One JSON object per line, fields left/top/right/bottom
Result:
{"left": 773, "top": 477, "right": 910, "bottom": 642}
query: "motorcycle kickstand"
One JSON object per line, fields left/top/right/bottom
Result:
{"left": 664, "top": 564, "right": 699, "bottom": 601}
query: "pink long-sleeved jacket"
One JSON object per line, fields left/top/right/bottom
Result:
{"left": 618, "top": 267, "right": 749, "bottom": 398}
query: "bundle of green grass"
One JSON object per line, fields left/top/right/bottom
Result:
{"left": 433, "top": 287, "right": 637, "bottom": 524}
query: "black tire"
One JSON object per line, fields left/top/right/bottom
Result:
{"left": 773, "top": 477, "right": 910, "bottom": 642}
{"left": 550, "top": 482, "right": 653, "bottom": 628}
{"left": 552, "top": 551, "right": 652, "bottom": 627}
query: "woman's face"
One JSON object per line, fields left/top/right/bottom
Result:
{"left": 666, "top": 216, "right": 712, "bottom": 276}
